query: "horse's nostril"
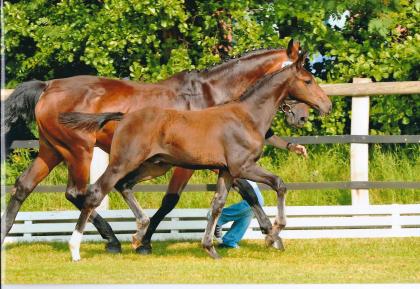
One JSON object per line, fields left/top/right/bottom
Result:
{"left": 300, "top": 117, "right": 307, "bottom": 122}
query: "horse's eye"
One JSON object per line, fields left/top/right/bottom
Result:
{"left": 304, "top": 79, "right": 312, "bottom": 85}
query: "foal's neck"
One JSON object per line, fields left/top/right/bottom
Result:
{"left": 241, "top": 68, "right": 294, "bottom": 136}
{"left": 199, "top": 50, "right": 287, "bottom": 105}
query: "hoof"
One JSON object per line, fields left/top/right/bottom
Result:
{"left": 265, "top": 235, "right": 275, "bottom": 247}
{"left": 272, "top": 238, "right": 285, "bottom": 251}
{"left": 105, "top": 241, "right": 122, "bottom": 254}
{"left": 204, "top": 246, "right": 221, "bottom": 259}
{"left": 136, "top": 243, "right": 152, "bottom": 255}
{"left": 265, "top": 235, "right": 285, "bottom": 250}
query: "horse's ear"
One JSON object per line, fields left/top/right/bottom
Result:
{"left": 286, "top": 39, "right": 301, "bottom": 60}
{"left": 296, "top": 51, "right": 308, "bottom": 68}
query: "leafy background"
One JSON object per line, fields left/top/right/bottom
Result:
{"left": 5, "top": 0, "right": 420, "bottom": 138}
{"left": 3, "top": 0, "right": 419, "bottom": 208}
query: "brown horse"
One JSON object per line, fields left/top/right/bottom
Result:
{"left": 61, "top": 52, "right": 331, "bottom": 260}
{"left": 2, "top": 40, "right": 308, "bottom": 252}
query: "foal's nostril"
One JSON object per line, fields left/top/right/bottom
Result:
{"left": 300, "top": 116, "right": 307, "bottom": 122}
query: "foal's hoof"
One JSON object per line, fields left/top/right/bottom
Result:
{"left": 136, "top": 243, "right": 152, "bottom": 255}
{"left": 105, "top": 241, "right": 122, "bottom": 254}
{"left": 265, "top": 235, "right": 285, "bottom": 251}
{"left": 204, "top": 246, "right": 221, "bottom": 259}
{"left": 272, "top": 238, "right": 285, "bottom": 251}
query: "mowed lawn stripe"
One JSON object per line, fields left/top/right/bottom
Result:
{"left": 5, "top": 238, "right": 420, "bottom": 283}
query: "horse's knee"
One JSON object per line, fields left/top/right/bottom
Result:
{"left": 65, "top": 186, "right": 80, "bottom": 201}
{"left": 12, "top": 177, "right": 33, "bottom": 202}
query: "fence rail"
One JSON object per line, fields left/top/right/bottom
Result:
{"left": 3, "top": 79, "right": 420, "bottom": 212}
{"left": 5, "top": 204, "right": 420, "bottom": 243}
{"left": 2, "top": 81, "right": 420, "bottom": 99}
{"left": 9, "top": 135, "right": 420, "bottom": 149}
{"left": 4, "top": 181, "right": 420, "bottom": 194}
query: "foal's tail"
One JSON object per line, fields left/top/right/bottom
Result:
{"left": 58, "top": 112, "right": 125, "bottom": 132}
{"left": 2, "top": 80, "right": 47, "bottom": 156}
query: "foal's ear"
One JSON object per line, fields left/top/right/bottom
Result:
{"left": 296, "top": 51, "right": 308, "bottom": 68}
{"left": 286, "top": 39, "right": 301, "bottom": 60}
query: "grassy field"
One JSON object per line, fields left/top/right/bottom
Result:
{"left": 3, "top": 144, "right": 419, "bottom": 211}
{"left": 4, "top": 238, "right": 420, "bottom": 283}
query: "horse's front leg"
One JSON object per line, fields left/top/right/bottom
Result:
{"left": 232, "top": 162, "right": 287, "bottom": 251}
{"left": 137, "top": 167, "right": 195, "bottom": 254}
{"left": 202, "top": 169, "right": 233, "bottom": 259}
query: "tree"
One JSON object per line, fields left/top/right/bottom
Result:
{"left": 4, "top": 0, "right": 419, "bottom": 136}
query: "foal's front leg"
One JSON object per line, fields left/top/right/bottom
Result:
{"left": 202, "top": 169, "right": 233, "bottom": 259}
{"left": 232, "top": 162, "right": 287, "bottom": 250}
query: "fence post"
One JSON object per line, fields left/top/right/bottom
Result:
{"left": 351, "top": 78, "right": 371, "bottom": 207}
{"left": 90, "top": 147, "right": 109, "bottom": 210}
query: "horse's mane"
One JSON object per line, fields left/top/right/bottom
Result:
{"left": 213, "top": 63, "right": 295, "bottom": 107}
{"left": 168, "top": 47, "right": 285, "bottom": 79}
{"left": 199, "top": 48, "right": 284, "bottom": 74}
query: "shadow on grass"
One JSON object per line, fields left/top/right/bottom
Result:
{"left": 5, "top": 239, "right": 285, "bottom": 261}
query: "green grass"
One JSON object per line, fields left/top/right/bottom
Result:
{"left": 3, "top": 144, "right": 419, "bottom": 211}
{"left": 4, "top": 238, "right": 420, "bottom": 283}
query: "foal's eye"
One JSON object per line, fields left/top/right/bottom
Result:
{"left": 304, "top": 79, "right": 312, "bottom": 85}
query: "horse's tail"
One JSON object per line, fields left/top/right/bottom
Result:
{"left": 58, "top": 112, "right": 124, "bottom": 132}
{"left": 2, "top": 80, "right": 47, "bottom": 156}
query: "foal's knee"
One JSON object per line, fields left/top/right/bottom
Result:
{"left": 85, "top": 184, "right": 105, "bottom": 208}
{"left": 274, "top": 177, "right": 287, "bottom": 195}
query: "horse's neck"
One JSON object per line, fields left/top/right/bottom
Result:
{"left": 241, "top": 71, "right": 291, "bottom": 136}
{"left": 198, "top": 51, "right": 285, "bottom": 105}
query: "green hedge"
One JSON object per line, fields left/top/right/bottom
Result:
{"left": 4, "top": 0, "right": 420, "bottom": 137}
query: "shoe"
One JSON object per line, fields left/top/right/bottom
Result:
{"left": 218, "top": 243, "right": 240, "bottom": 249}
{"left": 214, "top": 225, "right": 222, "bottom": 239}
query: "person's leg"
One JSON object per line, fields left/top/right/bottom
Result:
{"left": 217, "top": 200, "right": 252, "bottom": 226}
{"left": 216, "top": 200, "right": 254, "bottom": 248}
{"left": 221, "top": 205, "right": 254, "bottom": 248}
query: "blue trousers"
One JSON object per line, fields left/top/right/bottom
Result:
{"left": 217, "top": 180, "right": 264, "bottom": 247}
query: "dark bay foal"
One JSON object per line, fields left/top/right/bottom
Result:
{"left": 61, "top": 52, "right": 331, "bottom": 260}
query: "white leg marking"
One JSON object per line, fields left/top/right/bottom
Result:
{"left": 69, "top": 230, "right": 83, "bottom": 262}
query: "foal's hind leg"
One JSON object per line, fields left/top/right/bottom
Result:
{"left": 203, "top": 169, "right": 233, "bottom": 259}
{"left": 69, "top": 151, "right": 151, "bottom": 261}
{"left": 114, "top": 162, "right": 173, "bottom": 251}
{"left": 65, "top": 163, "right": 121, "bottom": 253}
{"left": 1, "top": 138, "right": 62, "bottom": 245}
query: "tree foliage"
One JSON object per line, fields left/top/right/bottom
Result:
{"left": 4, "top": 0, "right": 420, "bottom": 136}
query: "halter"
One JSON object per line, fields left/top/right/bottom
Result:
{"left": 281, "top": 98, "right": 300, "bottom": 115}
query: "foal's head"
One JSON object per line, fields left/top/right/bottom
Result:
{"left": 287, "top": 53, "right": 332, "bottom": 116}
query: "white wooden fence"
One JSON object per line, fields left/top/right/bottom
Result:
{"left": 2, "top": 80, "right": 420, "bottom": 243}
{"left": 5, "top": 204, "right": 420, "bottom": 243}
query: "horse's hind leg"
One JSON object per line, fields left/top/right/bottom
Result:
{"left": 65, "top": 165, "right": 121, "bottom": 253}
{"left": 203, "top": 169, "right": 233, "bottom": 259}
{"left": 137, "top": 167, "right": 195, "bottom": 254}
{"left": 69, "top": 158, "right": 143, "bottom": 261}
{"left": 114, "top": 162, "right": 173, "bottom": 252}
{"left": 234, "top": 179, "right": 273, "bottom": 236}
{"left": 1, "top": 138, "right": 62, "bottom": 245}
